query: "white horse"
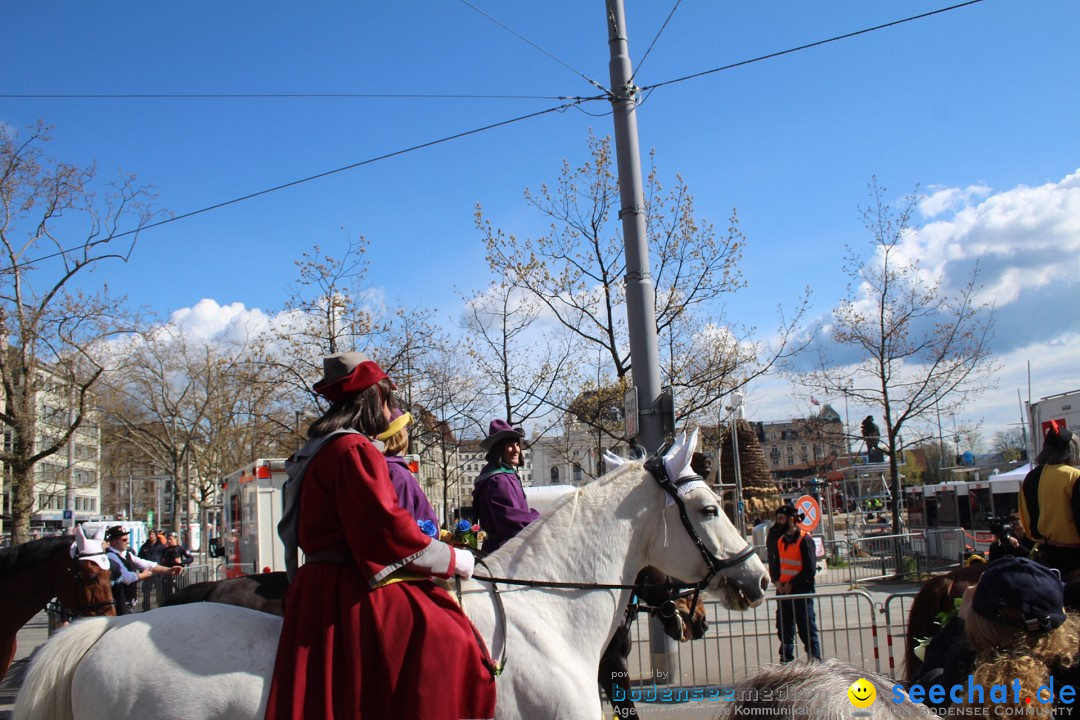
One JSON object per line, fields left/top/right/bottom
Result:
{"left": 15, "top": 430, "right": 769, "bottom": 720}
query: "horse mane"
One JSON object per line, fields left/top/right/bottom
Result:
{"left": 0, "top": 535, "right": 74, "bottom": 579}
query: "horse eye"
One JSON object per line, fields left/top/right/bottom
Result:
{"left": 702, "top": 506, "right": 719, "bottom": 518}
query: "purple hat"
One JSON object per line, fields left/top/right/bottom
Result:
{"left": 480, "top": 419, "right": 525, "bottom": 451}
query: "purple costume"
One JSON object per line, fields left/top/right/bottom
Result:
{"left": 473, "top": 463, "right": 540, "bottom": 552}
{"left": 385, "top": 454, "right": 438, "bottom": 527}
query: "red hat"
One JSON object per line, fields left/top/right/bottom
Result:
{"left": 312, "top": 352, "right": 394, "bottom": 404}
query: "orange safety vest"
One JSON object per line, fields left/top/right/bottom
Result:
{"left": 778, "top": 531, "right": 805, "bottom": 584}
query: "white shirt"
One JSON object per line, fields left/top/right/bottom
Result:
{"left": 106, "top": 546, "right": 155, "bottom": 584}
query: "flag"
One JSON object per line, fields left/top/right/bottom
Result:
{"left": 810, "top": 396, "right": 820, "bottom": 406}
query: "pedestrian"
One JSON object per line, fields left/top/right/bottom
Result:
{"left": 472, "top": 419, "right": 539, "bottom": 553}
{"left": 137, "top": 529, "right": 166, "bottom": 610}
{"left": 103, "top": 525, "right": 181, "bottom": 616}
{"left": 376, "top": 408, "right": 439, "bottom": 531}
{"left": 159, "top": 530, "right": 194, "bottom": 601}
{"left": 1019, "top": 422, "right": 1080, "bottom": 573}
{"left": 767, "top": 503, "right": 822, "bottom": 663}
{"left": 264, "top": 351, "right": 495, "bottom": 720}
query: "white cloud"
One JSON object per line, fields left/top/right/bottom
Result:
{"left": 766, "top": 171, "right": 1080, "bottom": 447}
{"left": 918, "top": 184, "right": 992, "bottom": 218}
{"left": 167, "top": 299, "right": 271, "bottom": 344}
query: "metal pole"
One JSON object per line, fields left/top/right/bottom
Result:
{"left": 604, "top": 0, "right": 674, "bottom": 683}
{"left": 605, "top": 0, "right": 663, "bottom": 454}
{"left": 729, "top": 395, "right": 745, "bottom": 537}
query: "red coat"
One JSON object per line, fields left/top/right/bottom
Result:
{"left": 265, "top": 433, "right": 496, "bottom": 720}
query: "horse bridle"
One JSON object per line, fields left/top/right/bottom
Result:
{"left": 65, "top": 549, "right": 116, "bottom": 617}
{"left": 466, "top": 451, "right": 759, "bottom": 676}
{"left": 641, "top": 454, "right": 758, "bottom": 588}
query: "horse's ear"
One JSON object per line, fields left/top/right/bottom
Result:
{"left": 663, "top": 429, "right": 699, "bottom": 481}
{"left": 602, "top": 450, "right": 627, "bottom": 472}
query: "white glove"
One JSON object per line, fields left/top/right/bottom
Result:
{"left": 453, "top": 548, "right": 475, "bottom": 580}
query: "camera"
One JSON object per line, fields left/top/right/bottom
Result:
{"left": 988, "top": 514, "right": 1013, "bottom": 541}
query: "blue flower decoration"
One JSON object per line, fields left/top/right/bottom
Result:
{"left": 455, "top": 519, "right": 473, "bottom": 535}
{"left": 417, "top": 519, "right": 438, "bottom": 538}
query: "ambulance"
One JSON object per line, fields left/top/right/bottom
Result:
{"left": 214, "top": 458, "right": 289, "bottom": 578}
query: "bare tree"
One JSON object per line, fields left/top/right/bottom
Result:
{"left": 993, "top": 427, "right": 1026, "bottom": 462}
{"left": 407, "top": 346, "right": 488, "bottom": 525}
{"left": 0, "top": 122, "right": 158, "bottom": 543}
{"left": 460, "top": 280, "right": 578, "bottom": 428}
{"left": 799, "top": 179, "right": 999, "bottom": 534}
{"left": 99, "top": 327, "right": 291, "bottom": 533}
{"left": 478, "top": 132, "right": 808, "bottom": 439}
{"left": 265, "top": 237, "right": 385, "bottom": 416}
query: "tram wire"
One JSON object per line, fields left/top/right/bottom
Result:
{"left": 8, "top": 0, "right": 986, "bottom": 272}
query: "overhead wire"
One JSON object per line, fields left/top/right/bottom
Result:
{"left": 13, "top": 96, "right": 604, "bottom": 271}
{"left": 10, "top": 0, "right": 986, "bottom": 270}
{"left": 640, "top": 0, "right": 986, "bottom": 93}
{"left": 628, "top": 0, "right": 683, "bottom": 85}
{"left": 0, "top": 92, "right": 576, "bottom": 101}
{"left": 456, "top": 0, "right": 610, "bottom": 97}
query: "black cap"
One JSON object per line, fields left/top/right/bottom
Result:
{"left": 104, "top": 525, "right": 130, "bottom": 541}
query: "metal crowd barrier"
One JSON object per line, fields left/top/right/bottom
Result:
{"left": 624, "top": 589, "right": 883, "bottom": 687}
{"left": 882, "top": 592, "right": 919, "bottom": 680}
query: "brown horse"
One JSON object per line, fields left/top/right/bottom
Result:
{"left": 0, "top": 534, "right": 115, "bottom": 680}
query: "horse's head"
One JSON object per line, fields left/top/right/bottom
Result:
{"left": 59, "top": 528, "right": 116, "bottom": 618}
{"left": 624, "top": 430, "right": 770, "bottom": 610}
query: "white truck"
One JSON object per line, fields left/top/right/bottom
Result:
{"left": 1028, "top": 389, "right": 1080, "bottom": 460}
{"left": 214, "top": 458, "right": 289, "bottom": 578}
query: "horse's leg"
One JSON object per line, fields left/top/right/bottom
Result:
{"left": 0, "top": 635, "right": 15, "bottom": 682}
{"left": 598, "top": 625, "right": 634, "bottom": 714}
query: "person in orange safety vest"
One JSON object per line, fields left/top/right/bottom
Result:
{"left": 766, "top": 503, "right": 822, "bottom": 663}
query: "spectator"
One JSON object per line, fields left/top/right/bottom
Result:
{"left": 987, "top": 512, "right": 1033, "bottom": 561}
{"left": 103, "top": 525, "right": 181, "bottom": 615}
{"left": 767, "top": 503, "right": 822, "bottom": 662}
{"left": 472, "top": 419, "right": 538, "bottom": 553}
{"left": 932, "top": 557, "right": 1080, "bottom": 717}
{"left": 159, "top": 531, "right": 194, "bottom": 601}
{"left": 1019, "top": 422, "right": 1080, "bottom": 572}
{"left": 137, "top": 529, "right": 166, "bottom": 610}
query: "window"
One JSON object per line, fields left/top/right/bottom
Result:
{"left": 573, "top": 464, "right": 583, "bottom": 484}
{"left": 550, "top": 467, "right": 559, "bottom": 483}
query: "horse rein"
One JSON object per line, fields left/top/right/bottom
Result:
{"left": 464, "top": 452, "right": 758, "bottom": 676}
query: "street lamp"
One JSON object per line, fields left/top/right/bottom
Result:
{"left": 726, "top": 391, "right": 745, "bottom": 537}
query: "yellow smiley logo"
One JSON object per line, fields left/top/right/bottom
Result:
{"left": 847, "top": 678, "right": 876, "bottom": 708}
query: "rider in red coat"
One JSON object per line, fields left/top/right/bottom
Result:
{"left": 265, "top": 352, "right": 496, "bottom": 720}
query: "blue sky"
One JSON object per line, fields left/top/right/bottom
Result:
{"left": 3, "top": 1, "right": 1079, "bottom": 448}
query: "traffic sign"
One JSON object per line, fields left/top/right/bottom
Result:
{"left": 795, "top": 495, "right": 821, "bottom": 533}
